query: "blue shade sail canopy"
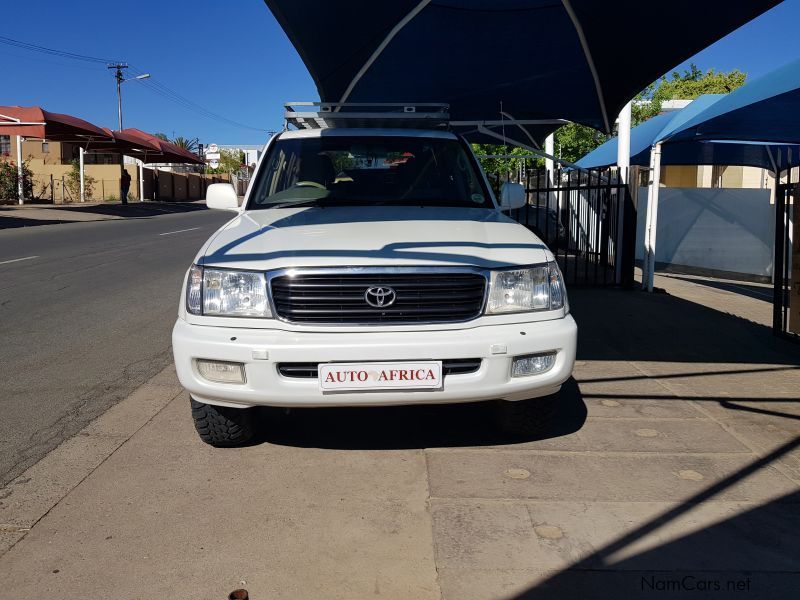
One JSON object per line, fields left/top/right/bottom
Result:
{"left": 264, "top": 0, "right": 780, "bottom": 133}
{"left": 666, "top": 57, "right": 800, "bottom": 145}
{"left": 576, "top": 94, "right": 800, "bottom": 172}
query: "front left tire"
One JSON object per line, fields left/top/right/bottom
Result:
{"left": 493, "top": 393, "right": 560, "bottom": 438}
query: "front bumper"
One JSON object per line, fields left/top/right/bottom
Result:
{"left": 172, "top": 316, "right": 577, "bottom": 408}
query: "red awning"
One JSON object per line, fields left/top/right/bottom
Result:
{"left": 120, "top": 128, "right": 204, "bottom": 164}
{"left": 83, "top": 127, "right": 164, "bottom": 157}
{"left": 0, "top": 106, "right": 110, "bottom": 142}
{"left": 0, "top": 107, "right": 203, "bottom": 164}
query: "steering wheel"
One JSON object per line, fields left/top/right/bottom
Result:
{"left": 294, "top": 181, "right": 326, "bottom": 189}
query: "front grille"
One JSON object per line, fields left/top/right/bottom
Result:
{"left": 278, "top": 359, "right": 482, "bottom": 379}
{"left": 270, "top": 271, "right": 486, "bottom": 324}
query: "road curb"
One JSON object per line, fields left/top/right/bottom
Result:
{"left": 0, "top": 365, "right": 184, "bottom": 556}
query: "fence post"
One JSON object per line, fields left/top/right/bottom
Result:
{"left": 619, "top": 170, "right": 638, "bottom": 289}
{"left": 79, "top": 146, "right": 85, "bottom": 202}
{"left": 16, "top": 135, "right": 24, "bottom": 204}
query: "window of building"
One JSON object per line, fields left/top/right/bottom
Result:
{"left": 0, "top": 135, "right": 10, "bottom": 157}
{"left": 84, "top": 152, "right": 116, "bottom": 165}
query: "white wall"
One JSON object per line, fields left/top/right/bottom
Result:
{"left": 636, "top": 187, "right": 775, "bottom": 279}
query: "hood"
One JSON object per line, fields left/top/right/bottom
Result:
{"left": 199, "top": 206, "right": 549, "bottom": 271}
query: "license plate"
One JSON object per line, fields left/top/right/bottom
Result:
{"left": 319, "top": 361, "right": 443, "bottom": 392}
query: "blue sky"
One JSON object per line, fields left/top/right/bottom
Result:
{"left": 1, "top": 0, "right": 798, "bottom": 145}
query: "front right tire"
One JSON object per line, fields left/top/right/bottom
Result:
{"left": 190, "top": 397, "right": 255, "bottom": 447}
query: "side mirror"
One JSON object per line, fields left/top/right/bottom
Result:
{"left": 499, "top": 182, "right": 526, "bottom": 210}
{"left": 206, "top": 183, "right": 240, "bottom": 211}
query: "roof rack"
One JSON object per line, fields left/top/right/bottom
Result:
{"left": 284, "top": 102, "right": 450, "bottom": 130}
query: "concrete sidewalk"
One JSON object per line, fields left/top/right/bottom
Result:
{"left": 1, "top": 275, "right": 798, "bottom": 599}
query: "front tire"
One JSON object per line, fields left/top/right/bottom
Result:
{"left": 494, "top": 394, "right": 559, "bottom": 437}
{"left": 190, "top": 398, "right": 255, "bottom": 447}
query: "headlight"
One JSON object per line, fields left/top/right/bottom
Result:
{"left": 486, "top": 262, "right": 566, "bottom": 314}
{"left": 186, "top": 265, "right": 272, "bottom": 318}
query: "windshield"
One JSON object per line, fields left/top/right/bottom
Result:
{"left": 247, "top": 135, "right": 493, "bottom": 209}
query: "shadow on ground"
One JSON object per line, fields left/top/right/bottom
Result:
{"left": 258, "top": 377, "right": 586, "bottom": 450}
{"left": 663, "top": 274, "right": 773, "bottom": 302}
{"left": 57, "top": 201, "right": 208, "bottom": 218}
{"left": 0, "top": 214, "right": 78, "bottom": 229}
{"left": 512, "top": 438, "right": 800, "bottom": 599}
{"left": 0, "top": 201, "right": 208, "bottom": 230}
{"left": 573, "top": 287, "right": 800, "bottom": 365}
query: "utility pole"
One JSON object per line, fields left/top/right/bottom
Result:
{"left": 108, "top": 64, "right": 128, "bottom": 204}
{"left": 107, "top": 64, "right": 149, "bottom": 204}
{"left": 108, "top": 63, "right": 128, "bottom": 130}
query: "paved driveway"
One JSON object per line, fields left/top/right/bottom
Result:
{"left": 1, "top": 275, "right": 798, "bottom": 599}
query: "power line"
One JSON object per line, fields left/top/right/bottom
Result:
{"left": 0, "top": 35, "right": 269, "bottom": 132}
{"left": 0, "top": 35, "right": 118, "bottom": 64}
{"left": 127, "top": 65, "right": 269, "bottom": 132}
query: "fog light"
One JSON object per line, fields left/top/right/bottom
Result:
{"left": 197, "top": 359, "right": 246, "bottom": 384}
{"left": 512, "top": 352, "right": 556, "bottom": 377}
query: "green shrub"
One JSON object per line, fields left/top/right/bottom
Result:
{"left": 64, "top": 160, "right": 95, "bottom": 202}
{"left": 0, "top": 159, "right": 33, "bottom": 203}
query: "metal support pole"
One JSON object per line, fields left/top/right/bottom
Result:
{"left": 16, "top": 135, "right": 24, "bottom": 204}
{"left": 615, "top": 102, "right": 632, "bottom": 284}
{"left": 79, "top": 146, "right": 86, "bottom": 203}
{"left": 773, "top": 176, "right": 786, "bottom": 335}
{"left": 545, "top": 133, "right": 555, "bottom": 210}
{"left": 616, "top": 102, "right": 631, "bottom": 179}
{"left": 477, "top": 125, "right": 582, "bottom": 170}
{"left": 138, "top": 160, "right": 145, "bottom": 202}
{"left": 643, "top": 142, "right": 662, "bottom": 291}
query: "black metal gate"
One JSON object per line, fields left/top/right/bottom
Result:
{"left": 773, "top": 175, "right": 798, "bottom": 339}
{"left": 500, "top": 165, "right": 636, "bottom": 287}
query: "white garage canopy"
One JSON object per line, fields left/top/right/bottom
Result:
{"left": 264, "top": 0, "right": 781, "bottom": 140}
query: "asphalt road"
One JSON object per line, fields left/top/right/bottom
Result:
{"left": 0, "top": 208, "right": 232, "bottom": 486}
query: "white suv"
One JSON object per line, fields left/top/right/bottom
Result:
{"left": 173, "top": 127, "right": 577, "bottom": 446}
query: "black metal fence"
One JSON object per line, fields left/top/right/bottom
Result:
{"left": 493, "top": 165, "right": 636, "bottom": 287}
{"left": 773, "top": 175, "right": 798, "bottom": 339}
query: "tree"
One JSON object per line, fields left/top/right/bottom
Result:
{"left": 207, "top": 149, "right": 245, "bottom": 174}
{"left": 553, "top": 124, "right": 609, "bottom": 165}
{"left": 632, "top": 64, "right": 747, "bottom": 124}
{"left": 471, "top": 143, "right": 538, "bottom": 177}
{"left": 154, "top": 132, "right": 169, "bottom": 141}
{"left": 551, "top": 64, "right": 747, "bottom": 163}
{"left": 171, "top": 136, "right": 198, "bottom": 153}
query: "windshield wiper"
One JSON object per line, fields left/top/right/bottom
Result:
{"left": 263, "top": 199, "right": 325, "bottom": 209}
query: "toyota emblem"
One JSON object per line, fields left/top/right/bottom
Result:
{"left": 364, "top": 286, "right": 397, "bottom": 308}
